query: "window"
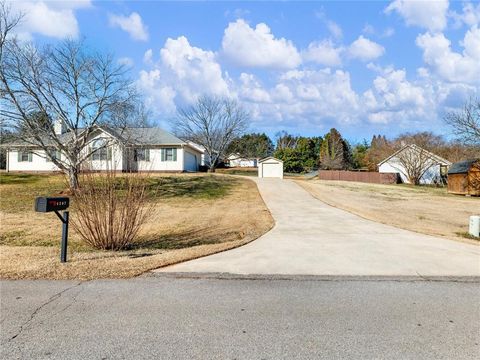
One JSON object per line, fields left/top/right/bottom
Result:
{"left": 18, "top": 151, "right": 32, "bottom": 162}
{"left": 134, "top": 149, "right": 150, "bottom": 162}
{"left": 161, "top": 148, "right": 177, "bottom": 162}
{"left": 90, "top": 139, "right": 112, "bottom": 161}
{"left": 46, "top": 149, "right": 61, "bottom": 162}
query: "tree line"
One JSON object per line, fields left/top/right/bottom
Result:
{"left": 223, "top": 108, "right": 479, "bottom": 174}
{"left": 1, "top": 1, "right": 478, "bottom": 184}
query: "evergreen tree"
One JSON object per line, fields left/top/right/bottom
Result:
{"left": 319, "top": 128, "right": 351, "bottom": 170}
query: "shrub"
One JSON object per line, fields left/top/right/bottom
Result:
{"left": 71, "top": 171, "right": 152, "bottom": 250}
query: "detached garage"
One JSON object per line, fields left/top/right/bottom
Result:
{"left": 258, "top": 157, "right": 283, "bottom": 179}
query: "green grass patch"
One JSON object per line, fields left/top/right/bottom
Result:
{"left": 455, "top": 232, "right": 480, "bottom": 241}
{"left": 0, "top": 174, "right": 67, "bottom": 213}
{"left": 0, "top": 173, "right": 237, "bottom": 214}
{"left": 0, "top": 173, "right": 45, "bottom": 185}
{"left": 147, "top": 175, "right": 237, "bottom": 199}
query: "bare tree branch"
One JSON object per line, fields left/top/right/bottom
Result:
{"left": 175, "top": 96, "right": 249, "bottom": 172}
{"left": 0, "top": 6, "right": 140, "bottom": 189}
{"left": 444, "top": 98, "right": 480, "bottom": 146}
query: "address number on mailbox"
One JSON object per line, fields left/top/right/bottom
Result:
{"left": 35, "top": 197, "right": 69, "bottom": 213}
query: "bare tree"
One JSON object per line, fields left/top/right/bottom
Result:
{"left": 444, "top": 98, "right": 480, "bottom": 146}
{"left": 393, "top": 145, "right": 441, "bottom": 185}
{"left": 175, "top": 96, "right": 249, "bottom": 172}
{"left": 0, "top": 5, "right": 139, "bottom": 189}
{"left": 275, "top": 131, "right": 298, "bottom": 150}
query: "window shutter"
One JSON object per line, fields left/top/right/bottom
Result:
{"left": 107, "top": 147, "right": 112, "bottom": 160}
{"left": 161, "top": 148, "right": 165, "bottom": 161}
{"left": 17, "top": 151, "right": 21, "bottom": 162}
{"left": 28, "top": 152, "right": 33, "bottom": 162}
{"left": 173, "top": 148, "right": 177, "bottom": 161}
{"left": 146, "top": 149, "right": 150, "bottom": 162}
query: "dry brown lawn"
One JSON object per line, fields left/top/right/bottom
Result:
{"left": 297, "top": 179, "right": 479, "bottom": 244}
{"left": 0, "top": 173, "right": 273, "bottom": 280}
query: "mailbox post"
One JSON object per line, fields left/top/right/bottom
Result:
{"left": 35, "top": 197, "right": 70, "bottom": 263}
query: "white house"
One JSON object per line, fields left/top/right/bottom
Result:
{"left": 4, "top": 125, "right": 203, "bottom": 173}
{"left": 226, "top": 153, "right": 258, "bottom": 168}
{"left": 378, "top": 144, "right": 451, "bottom": 184}
{"left": 258, "top": 157, "right": 283, "bottom": 179}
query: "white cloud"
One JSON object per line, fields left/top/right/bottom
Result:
{"left": 363, "top": 67, "right": 430, "bottom": 124}
{"left": 143, "top": 49, "right": 153, "bottom": 64}
{"left": 363, "top": 24, "right": 395, "bottom": 38}
{"left": 221, "top": 19, "right": 301, "bottom": 69}
{"left": 109, "top": 12, "right": 149, "bottom": 41}
{"left": 238, "top": 73, "right": 271, "bottom": 103}
{"left": 416, "top": 26, "right": 480, "bottom": 84}
{"left": 224, "top": 8, "right": 250, "bottom": 19}
{"left": 236, "top": 69, "right": 360, "bottom": 126}
{"left": 118, "top": 57, "right": 134, "bottom": 67}
{"left": 137, "top": 36, "right": 230, "bottom": 115}
{"left": 302, "top": 40, "right": 343, "bottom": 66}
{"left": 137, "top": 69, "right": 177, "bottom": 115}
{"left": 450, "top": 2, "right": 480, "bottom": 28}
{"left": 363, "top": 23, "right": 375, "bottom": 35}
{"left": 348, "top": 36, "right": 385, "bottom": 61}
{"left": 11, "top": 0, "right": 92, "bottom": 39}
{"left": 314, "top": 10, "right": 343, "bottom": 39}
{"left": 326, "top": 20, "right": 343, "bottom": 40}
{"left": 385, "top": 0, "right": 449, "bottom": 32}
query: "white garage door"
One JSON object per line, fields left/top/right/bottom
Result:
{"left": 262, "top": 163, "right": 282, "bottom": 178}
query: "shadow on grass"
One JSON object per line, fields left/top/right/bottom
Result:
{"left": 133, "top": 228, "right": 244, "bottom": 250}
{"left": 147, "top": 175, "right": 238, "bottom": 199}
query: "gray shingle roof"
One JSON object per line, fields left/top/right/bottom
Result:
{"left": 113, "top": 127, "right": 185, "bottom": 145}
{"left": 1, "top": 126, "right": 185, "bottom": 147}
{"left": 448, "top": 159, "right": 479, "bottom": 175}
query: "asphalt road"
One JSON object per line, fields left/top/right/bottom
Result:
{"left": 1, "top": 275, "right": 479, "bottom": 359}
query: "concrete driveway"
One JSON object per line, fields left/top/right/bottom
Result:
{"left": 156, "top": 179, "right": 480, "bottom": 277}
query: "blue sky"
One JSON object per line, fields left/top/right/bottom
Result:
{"left": 10, "top": 0, "right": 480, "bottom": 143}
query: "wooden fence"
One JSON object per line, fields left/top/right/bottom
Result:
{"left": 318, "top": 170, "right": 399, "bottom": 184}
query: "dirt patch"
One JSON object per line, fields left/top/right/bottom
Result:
{"left": 297, "top": 179, "right": 479, "bottom": 244}
{"left": 0, "top": 173, "right": 273, "bottom": 279}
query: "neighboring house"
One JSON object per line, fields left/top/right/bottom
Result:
{"left": 378, "top": 144, "right": 451, "bottom": 184}
{"left": 447, "top": 159, "right": 480, "bottom": 196}
{"left": 226, "top": 153, "right": 258, "bottom": 168}
{"left": 4, "top": 125, "right": 203, "bottom": 173}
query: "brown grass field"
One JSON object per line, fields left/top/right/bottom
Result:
{"left": 0, "top": 173, "right": 273, "bottom": 280}
{"left": 297, "top": 179, "right": 479, "bottom": 244}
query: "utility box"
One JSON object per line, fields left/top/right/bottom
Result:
{"left": 35, "top": 197, "right": 69, "bottom": 213}
{"left": 469, "top": 216, "right": 480, "bottom": 238}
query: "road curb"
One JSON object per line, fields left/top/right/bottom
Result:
{"left": 146, "top": 272, "right": 480, "bottom": 282}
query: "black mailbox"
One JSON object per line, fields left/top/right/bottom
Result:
{"left": 35, "top": 197, "right": 69, "bottom": 213}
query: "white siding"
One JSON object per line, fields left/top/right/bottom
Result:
{"left": 136, "top": 146, "right": 182, "bottom": 171}
{"left": 228, "top": 157, "right": 257, "bottom": 167}
{"left": 379, "top": 159, "right": 442, "bottom": 184}
{"left": 7, "top": 149, "right": 60, "bottom": 172}
{"left": 81, "top": 131, "right": 123, "bottom": 171}
{"left": 5, "top": 130, "right": 204, "bottom": 173}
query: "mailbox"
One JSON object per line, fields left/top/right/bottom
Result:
{"left": 35, "top": 197, "right": 69, "bottom": 213}
{"left": 34, "top": 197, "right": 70, "bottom": 263}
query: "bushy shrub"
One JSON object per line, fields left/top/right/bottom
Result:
{"left": 71, "top": 171, "right": 152, "bottom": 250}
